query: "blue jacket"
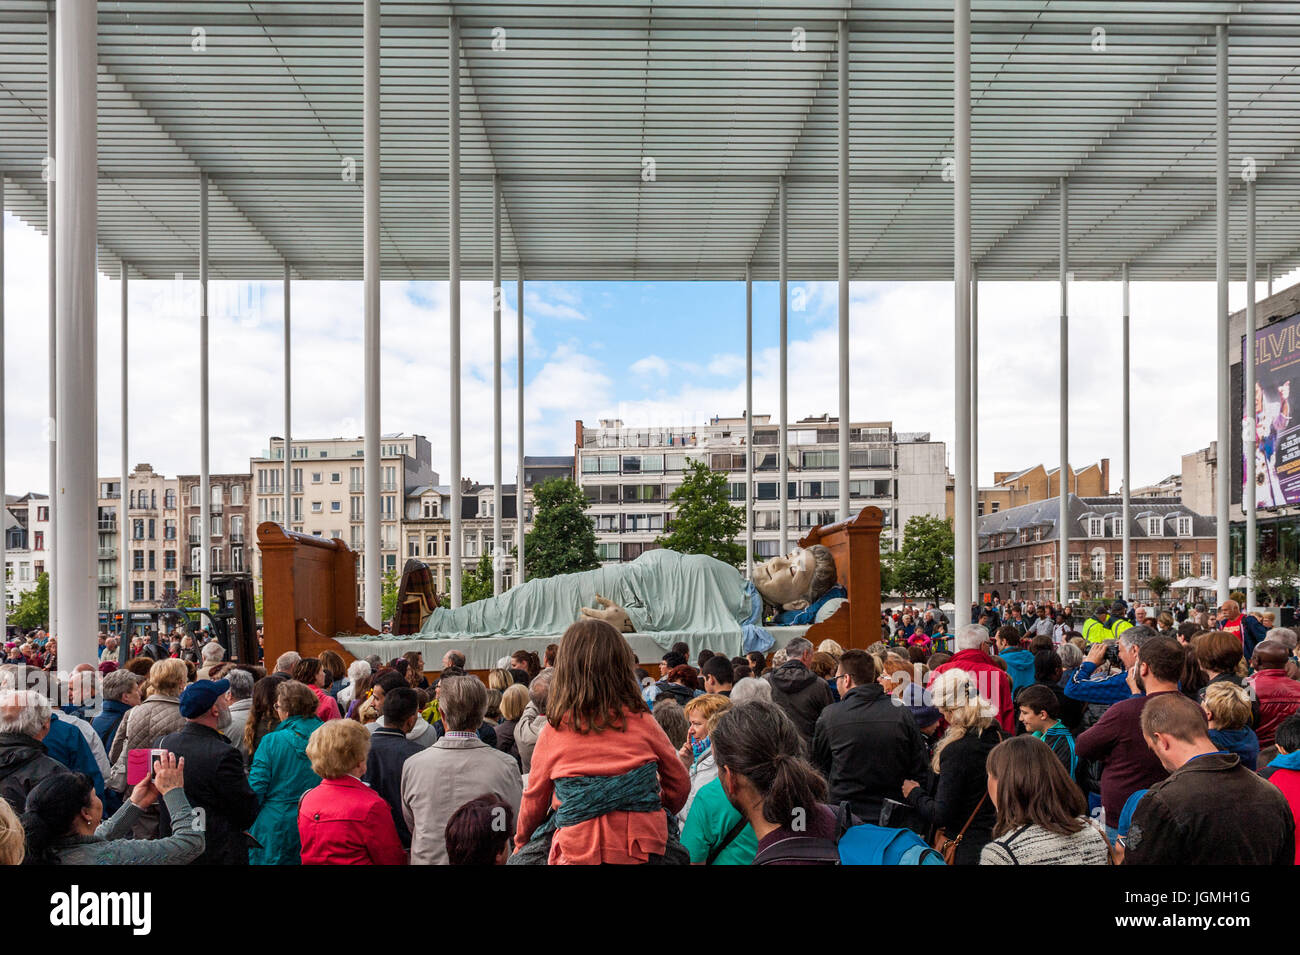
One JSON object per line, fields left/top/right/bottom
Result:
{"left": 92, "top": 700, "right": 132, "bottom": 752}
{"left": 248, "top": 715, "right": 322, "bottom": 865}
{"left": 43, "top": 715, "right": 105, "bottom": 797}
{"left": 1064, "top": 661, "right": 1134, "bottom": 708}
{"left": 1000, "top": 648, "right": 1035, "bottom": 697}
{"left": 1209, "top": 727, "right": 1260, "bottom": 772}
{"left": 1242, "top": 615, "right": 1268, "bottom": 660}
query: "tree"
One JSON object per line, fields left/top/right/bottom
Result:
{"left": 884, "top": 515, "right": 955, "bottom": 604}
{"left": 1253, "top": 556, "right": 1300, "bottom": 606}
{"left": 523, "top": 478, "right": 600, "bottom": 578}
{"left": 9, "top": 572, "right": 50, "bottom": 630}
{"left": 1144, "top": 574, "right": 1171, "bottom": 608}
{"left": 1077, "top": 566, "right": 1107, "bottom": 603}
{"left": 461, "top": 553, "right": 496, "bottom": 605}
{"left": 655, "top": 459, "right": 745, "bottom": 568}
{"left": 380, "top": 569, "right": 400, "bottom": 622}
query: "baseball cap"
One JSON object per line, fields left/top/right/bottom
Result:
{"left": 179, "top": 678, "right": 231, "bottom": 718}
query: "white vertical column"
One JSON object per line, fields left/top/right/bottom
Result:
{"left": 1058, "top": 177, "right": 1069, "bottom": 608}
{"left": 952, "top": 0, "right": 972, "bottom": 619}
{"left": 492, "top": 175, "right": 503, "bottom": 595}
{"left": 283, "top": 260, "right": 292, "bottom": 528}
{"left": 1267, "top": 262, "right": 1273, "bottom": 297}
{"left": 970, "top": 263, "right": 979, "bottom": 596}
{"left": 1246, "top": 179, "right": 1257, "bottom": 608}
{"left": 1215, "top": 23, "right": 1230, "bottom": 605}
{"left": 516, "top": 270, "right": 525, "bottom": 584}
{"left": 53, "top": 0, "right": 97, "bottom": 666}
{"left": 837, "top": 19, "right": 850, "bottom": 523}
{"left": 1122, "top": 263, "right": 1131, "bottom": 602}
{"left": 46, "top": 8, "right": 57, "bottom": 638}
{"left": 363, "top": 0, "right": 382, "bottom": 623}
{"left": 778, "top": 176, "right": 789, "bottom": 555}
{"left": 199, "top": 175, "right": 210, "bottom": 612}
{"left": 120, "top": 265, "right": 129, "bottom": 619}
{"left": 448, "top": 15, "right": 463, "bottom": 608}
{"left": 745, "top": 264, "right": 754, "bottom": 579}
{"left": 0, "top": 174, "right": 6, "bottom": 639}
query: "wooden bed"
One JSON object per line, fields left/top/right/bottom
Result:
{"left": 257, "top": 505, "right": 884, "bottom": 672}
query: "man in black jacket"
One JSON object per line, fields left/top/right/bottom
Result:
{"left": 812, "top": 650, "right": 931, "bottom": 826}
{"left": 364, "top": 686, "right": 424, "bottom": 847}
{"left": 158, "top": 679, "right": 259, "bottom": 865}
{"left": 0, "top": 689, "right": 67, "bottom": 812}
{"left": 766, "top": 637, "right": 833, "bottom": 745}
{"left": 1125, "top": 692, "right": 1294, "bottom": 865}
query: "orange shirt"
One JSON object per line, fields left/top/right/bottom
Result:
{"left": 516, "top": 709, "right": 691, "bottom": 865}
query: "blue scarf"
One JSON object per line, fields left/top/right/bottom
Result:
{"left": 527, "top": 761, "right": 664, "bottom": 845}
{"left": 1268, "top": 750, "right": 1300, "bottom": 771}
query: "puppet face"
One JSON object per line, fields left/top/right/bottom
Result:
{"left": 753, "top": 549, "right": 816, "bottom": 609}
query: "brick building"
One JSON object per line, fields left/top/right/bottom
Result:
{"left": 948, "top": 459, "right": 1110, "bottom": 521}
{"left": 178, "top": 473, "right": 254, "bottom": 594}
{"left": 978, "top": 494, "right": 1216, "bottom": 605}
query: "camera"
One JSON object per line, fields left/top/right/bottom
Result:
{"left": 1102, "top": 640, "right": 1121, "bottom": 666}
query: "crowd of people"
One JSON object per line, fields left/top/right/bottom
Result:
{"left": 0, "top": 587, "right": 1298, "bottom": 865}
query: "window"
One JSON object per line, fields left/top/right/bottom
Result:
{"left": 133, "top": 520, "right": 145, "bottom": 540}
{"left": 147, "top": 551, "right": 156, "bottom": 571}
{"left": 991, "top": 502, "right": 1000, "bottom": 513}
{"left": 801, "top": 450, "right": 838, "bottom": 469}
{"left": 465, "top": 536, "right": 479, "bottom": 558}
{"left": 755, "top": 540, "right": 781, "bottom": 558}
{"left": 34, "top": 531, "right": 45, "bottom": 550}
{"left": 1178, "top": 553, "right": 1192, "bottom": 577}
{"left": 592, "top": 514, "right": 620, "bottom": 532}
{"left": 230, "top": 485, "right": 243, "bottom": 506}
{"left": 625, "top": 513, "right": 665, "bottom": 532}
{"left": 133, "top": 582, "right": 144, "bottom": 601}
{"left": 165, "top": 519, "right": 177, "bottom": 540}
{"left": 597, "top": 542, "right": 621, "bottom": 561}
{"left": 311, "top": 502, "right": 323, "bottom": 513}
{"left": 849, "top": 479, "right": 892, "bottom": 499}
{"left": 211, "top": 547, "right": 223, "bottom": 573}
{"left": 230, "top": 516, "right": 243, "bottom": 541}
{"left": 1020, "top": 560, "right": 1028, "bottom": 581}
{"left": 212, "top": 485, "right": 223, "bottom": 505}
{"left": 622, "top": 484, "right": 663, "bottom": 504}
{"left": 331, "top": 501, "right": 341, "bottom": 513}
{"left": 423, "top": 499, "right": 439, "bottom": 519}
{"left": 133, "top": 550, "right": 145, "bottom": 571}
{"left": 665, "top": 454, "right": 688, "bottom": 472}
{"left": 1090, "top": 549, "right": 1104, "bottom": 579}
{"left": 1147, "top": 517, "right": 1164, "bottom": 536}
{"left": 710, "top": 453, "right": 745, "bottom": 471}
{"left": 148, "top": 581, "right": 156, "bottom": 602}
{"left": 164, "top": 581, "right": 176, "bottom": 600}
{"left": 1044, "top": 556, "right": 1052, "bottom": 581}
{"left": 425, "top": 537, "right": 438, "bottom": 557}
{"left": 331, "top": 473, "right": 342, "bottom": 484}
{"left": 1088, "top": 517, "right": 1103, "bottom": 537}
{"left": 1114, "top": 554, "right": 1124, "bottom": 581}
{"left": 191, "top": 547, "right": 202, "bottom": 571}
{"left": 190, "top": 485, "right": 202, "bottom": 507}
{"left": 148, "top": 519, "right": 156, "bottom": 539}
{"left": 212, "top": 515, "right": 222, "bottom": 537}
{"left": 312, "top": 472, "right": 323, "bottom": 484}
{"left": 622, "top": 542, "right": 656, "bottom": 561}
{"left": 801, "top": 480, "right": 838, "bottom": 500}
{"left": 1176, "top": 516, "right": 1191, "bottom": 537}
{"left": 1158, "top": 554, "right": 1172, "bottom": 578}
{"left": 408, "top": 535, "right": 419, "bottom": 557}
{"left": 1138, "top": 555, "right": 1152, "bottom": 579}
{"left": 1067, "top": 555, "right": 1081, "bottom": 582}
{"left": 1201, "top": 554, "right": 1213, "bottom": 577}
{"left": 1034, "top": 557, "right": 1042, "bottom": 580}
{"left": 164, "top": 489, "right": 176, "bottom": 509}
{"left": 165, "top": 550, "right": 176, "bottom": 570}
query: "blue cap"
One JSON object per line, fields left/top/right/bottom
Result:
{"left": 179, "top": 678, "right": 230, "bottom": 718}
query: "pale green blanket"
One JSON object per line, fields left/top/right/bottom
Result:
{"left": 417, "top": 549, "right": 752, "bottom": 644}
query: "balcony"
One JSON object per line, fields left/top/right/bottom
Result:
{"left": 97, "top": 573, "right": 116, "bottom": 585}
{"left": 97, "top": 547, "right": 116, "bottom": 558}
{"left": 97, "top": 519, "right": 117, "bottom": 531}
{"left": 229, "top": 533, "right": 244, "bottom": 544}
{"left": 349, "top": 483, "right": 364, "bottom": 492}
{"left": 210, "top": 503, "right": 224, "bottom": 515}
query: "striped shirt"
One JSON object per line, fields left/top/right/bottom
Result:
{"left": 979, "top": 819, "right": 1111, "bottom": 865}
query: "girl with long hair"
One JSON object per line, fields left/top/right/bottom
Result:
{"left": 514, "top": 619, "right": 690, "bottom": 864}
{"left": 980, "top": 735, "right": 1108, "bottom": 864}
{"left": 243, "top": 676, "right": 283, "bottom": 766}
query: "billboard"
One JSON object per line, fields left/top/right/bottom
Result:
{"left": 1244, "top": 310, "right": 1300, "bottom": 508}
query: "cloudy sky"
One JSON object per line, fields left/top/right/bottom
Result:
{"left": 3, "top": 210, "right": 1294, "bottom": 500}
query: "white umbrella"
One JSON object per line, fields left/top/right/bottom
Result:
{"left": 1229, "top": 575, "right": 1252, "bottom": 590}
{"left": 1169, "top": 577, "right": 1199, "bottom": 590}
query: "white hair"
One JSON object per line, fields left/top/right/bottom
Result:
{"left": 347, "top": 660, "right": 371, "bottom": 683}
{"left": 274, "top": 650, "right": 301, "bottom": 674}
{"left": 0, "top": 690, "right": 52, "bottom": 737}
{"left": 201, "top": 641, "right": 226, "bottom": 662}
{"left": 1267, "top": 627, "right": 1298, "bottom": 651}
{"left": 730, "top": 676, "right": 773, "bottom": 705}
{"left": 955, "top": 624, "right": 990, "bottom": 652}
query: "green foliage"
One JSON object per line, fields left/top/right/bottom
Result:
{"left": 883, "top": 515, "right": 955, "bottom": 604}
{"left": 380, "top": 569, "right": 400, "bottom": 622}
{"left": 9, "top": 572, "right": 49, "bottom": 629}
{"left": 655, "top": 460, "right": 745, "bottom": 568}
{"left": 461, "top": 553, "right": 497, "bottom": 605}
{"left": 1253, "top": 556, "right": 1300, "bottom": 605}
{"left": 1144, "top": 574, "right": 1171, "bottom": 606}
{"left": 524, "top": 478, "right": 600, "bottom": 578}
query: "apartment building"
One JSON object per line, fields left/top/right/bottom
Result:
{"left": 574, "top": 413, "right": 948, "bottom": 563}
{"left": 402, "top": 481, "right": 523, "bottom": 595}
{"left": 106, "top": 464, "right": 182, "bottom": 611}
{"left": 3, "top": 493, "right": 49, "bottom": 611}
{"left": 177, "top": 473, "right": 254, "bottom": 594}
{"left": 250, "top": 434, "right": 435, "bottom": 607}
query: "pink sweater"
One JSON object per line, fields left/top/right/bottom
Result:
{"left": 516, "top": 709, "right": 690, "bottom": 865}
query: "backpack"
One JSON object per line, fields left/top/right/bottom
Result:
{"left": 753, "top": 802, "right": 947, "bottom": 866}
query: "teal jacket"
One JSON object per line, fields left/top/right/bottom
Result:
{"left": 248, "top": 715, "right": 322, "bottom": 865}
{"left": 1034, "top": 721, "right": 1078, "bottom": 777}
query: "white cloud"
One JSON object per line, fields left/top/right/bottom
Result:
{"left": 629, "top": 355, "right": 671, "bottom": 377}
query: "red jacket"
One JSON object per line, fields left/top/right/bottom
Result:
{"left": 1268, "top": 766, "right": 1300, "bottom": 865}
{"left": 1250, "top": 669, "right": 1300, "bottom": 748}
{"left": 299, "top": 775, "right": 407, "bottom": 865}
{"left": 928, "top": 649, "right": 1016, "bottom": 734}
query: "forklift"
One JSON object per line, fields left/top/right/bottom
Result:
{"left": 114, "top": 574, "right": 258, "bottom": 667}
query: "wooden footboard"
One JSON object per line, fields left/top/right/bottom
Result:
{"left": 257, "top": 523, "right": 375, "bottom": 667}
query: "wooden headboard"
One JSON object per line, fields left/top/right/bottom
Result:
{"left": 795, "top": 506, "right": 884, "bottom": 651}
{"left": 257, "top": 523, "right": 376, "bottom": 667}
